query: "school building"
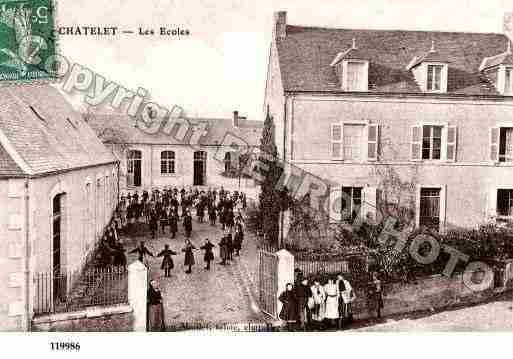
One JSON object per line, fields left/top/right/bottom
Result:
{"left": 87, "top": 111, "right": 262, "bottom": 196}
{"left": 0, "top": 85, "right": 118, "bottom": 331}
{"left": 264, "top": 11, "right": 513, "bottom": 230}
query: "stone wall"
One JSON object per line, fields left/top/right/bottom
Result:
{"left": 31, "top": 304, "right": 133, "bottom": 332}
{"left": 352, "top": 271, "right": 497, "bottom": 320}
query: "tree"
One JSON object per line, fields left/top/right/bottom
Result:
{"left": 257, "top": 112, "right": 283, "bottom": 245}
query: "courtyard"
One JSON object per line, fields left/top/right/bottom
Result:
{"left": 121, "top": 213, "right": 267, "bottom": 329}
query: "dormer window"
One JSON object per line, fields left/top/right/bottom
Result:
{"left": 427, "top": 64, "right": 443, "bottom": 91}
{"left": 344, "top": 61, "right": 368, "bottom": 91}
{"left": 479, "top": 40, "right": 513, "bottom": 96}
{"left": 331, "top": 39, "right": 369, "bottom": 92}
{"left": 407, "top": 41, "right": 449, "bottom": 94}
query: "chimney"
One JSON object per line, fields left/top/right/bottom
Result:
{"left": 273, "top": 11, "right": 287, "bottom": 41}
{"left": 504, "top": 12, "right": 513, "bottom": 41}
{"left": 233, "top": 111, "right": 239, "bottom": 127}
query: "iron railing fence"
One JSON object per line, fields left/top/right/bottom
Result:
{"left": 34, "top": 265, "right": 128, "bottom": 316}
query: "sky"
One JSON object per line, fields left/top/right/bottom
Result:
{"left": 57, "top": 0, "right": 513, "bottom": 122}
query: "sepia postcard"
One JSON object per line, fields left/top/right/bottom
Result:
{"left": 0, "top": 0, "right": 512, "bottom": 357}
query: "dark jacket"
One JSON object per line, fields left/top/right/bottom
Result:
{"left": 157, "top": 249, "right": 177, "bottom": 269}
{"left": 168, "top": 213, "right": 178, "bottom": 232}
{"left": 182, "top": 244, "right": 196, "bottom": 266}
{"left": 279, "top": 290, "right": 298, "bottom": 322}
{"left": 130, "top": 245, "right": 154, "bottom": 262}
{"left": 233, "top": 231, "right": 243, "bottom": 250}
{"left": 147, "top": 286, "right": 162, "bottom": 305}
{"left": 183, "top": 215, "right": 192, "bottom": 232}
{"left": 200, "top": 242, "right": 215, "bottom": 261}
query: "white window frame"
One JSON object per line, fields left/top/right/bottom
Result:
{"left": 421, "top": 125, "right": 443, "bottom": 160}
{"left": 342, "top": 60, "right": 369, "bottom": 92}
{"left": 328, "top": 185, "right": 363, "bottom": 223}
{"left": 496, "top": 188, "right": 513, "bottom": 219}
{"left": 415, "top": 184, "right": 447, "bottom": 232}
{"left": 331, "top": 121, "right": 378, "bottom": 162}
{"left": 490, "top": 123, "right": 513, "bottom": 163}
{"left": 498, "top": 65, "right": 513, "bottom": 95}
{"left": 489, "top": 185, "right": 513, "bottom": 221}
{"left": 411, "top": 122, "right": 456, "bottom": 162}
{"left": 160, "top": 150, "right": 176, "bottom": 175}
{"left": 423, "top": 62, "right": 448, "bottom": 93}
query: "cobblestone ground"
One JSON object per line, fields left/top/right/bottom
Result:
{"left": 120, "top": 215, "right": 267, "bottom": 329}
{"left": 352, "top": 291, "right": 513, "bottom": 331}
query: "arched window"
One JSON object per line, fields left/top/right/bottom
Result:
{"left": 161, "top": 150, "right": 175, "bottom": 174}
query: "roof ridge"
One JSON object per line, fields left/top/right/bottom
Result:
{"left": 286, "top": 24, "right": 506, "bottom": 37}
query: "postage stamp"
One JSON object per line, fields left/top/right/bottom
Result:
{"left": 0, "top": 0, "right": 56, "bottom": 83}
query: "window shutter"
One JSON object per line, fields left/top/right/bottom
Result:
{"left": 446, "top": 126, "right": 457, "bottom": 162}
{"left": 411, "top": 125, "right": 422, "bottom": 161}
{"left": 331, "top": 123, "right": 343, "bottom": 159}
{"left": 328, "top": 186, "right": 342, "bottom": 222}
{"left": 490, "top": 127, "right": 499, "bottom": 162}
{"left": 367, "top": 124, "right": 379, "bottom": 161}
{"left": 362, "top": 186, "right": 377, "bottom": 221}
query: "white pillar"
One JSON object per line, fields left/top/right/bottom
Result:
{"left": 128, "top": 261, "right": 148, "bottom": 332}
{"left": 275, "top": 249, "right": 294, "bottom": 320}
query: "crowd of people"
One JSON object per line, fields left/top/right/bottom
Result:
{"left": 116, "top": 186, "right": 248, "bottom": 274}
{"left": 278, "top": 271, "right": 383, "bottom": 331}
{"left": 117, "top": 186, "right": 247, "bottom": 239}
{"left": 94, "top": 186, "right": 248, "bottom": 273}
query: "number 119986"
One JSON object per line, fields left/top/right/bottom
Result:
{"left": 50, "top": 342, "right": 80, "bottom": 351}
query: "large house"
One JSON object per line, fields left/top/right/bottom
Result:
{"left": 264, "top": 11, "right": 513, "bottom": 230}
{"left": 87, "top": 111, "right": 262, "bottom": 195}
{"left": 0, "top": 85, "right": 118, "bottom": 331}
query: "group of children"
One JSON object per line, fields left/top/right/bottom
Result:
{"left": 120, "top": 186, "right": 248, "bottom": 276}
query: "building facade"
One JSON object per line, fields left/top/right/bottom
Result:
{"left": 264, "top": 11, "right": 513, "bottom": 230}
{"left": 88, "top": 111, "right": 262, "bottom": 196}
{"left": 0, "top": 85, "right": 118, "bottom": 331}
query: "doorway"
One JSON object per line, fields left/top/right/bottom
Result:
{"left": 193, "top": 151, "right": 207, "bottom": 186}
{"left": 127, "top": 150, "right": 142, "bottom": 187}
{"left": 52, "top": 193, "right": 65, "bottom": 301}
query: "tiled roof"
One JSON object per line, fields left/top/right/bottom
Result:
{"left": 86, "top": 114, "right": 263, "bottom": 147}
{"left": 331, "top": 47, "right": 370, "bottom": 66}
{"left": 276, "top": 25, "right": 511, "bottom": 95}
{"left": 0, "top": 85, "right": 117, "bottom": 176}
{"left": 0, "top": 143, "right": 25, "bottom": 177}
{"left": 480, "top": 52, "right": 513, "bottom": 71}
{"left": 408, "top": 49, "right": 450, "bottom": 69}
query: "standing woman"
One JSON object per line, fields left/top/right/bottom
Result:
{"left": 147, "top": 279, "right": 165, "bottom": 331}
{"left": 225, "top": 230, "right": 233, "bottom": 261}
{"left": 183, "top": 210, "right": 193, "bottom": 239}
{"left": 278, "top": 283, "right": 298, "bottom": 330}
{"left": 208, "top": 204, "right": 217, "bottom": 226}
{"left": 169, "top": 210, "right": 178, "bottom": 239}
{"left": 218, "top": 235, "right": 228, "bottom": 265}
{"left": 157, "top": 244, "right": 177, "bottom": 277}
{"left": 337, "top": 274, "right": 356, "bottom": 328}
{"left": 324, "top": 277, "right": 340, "bottom": 328}
{"left": 233, "top": 226, "right": 243, "bottom": 257}
{"left": 149, "top": 207, "right": 158, "bottom": 239}
{"left": 310, "top": 279, "right": 326, "bottom": 330}
{"left": 182, "top": 239, "right": 196, "bottom": 274}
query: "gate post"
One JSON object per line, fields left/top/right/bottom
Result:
{"left": 276, "top": 249, "right": 294, "bottom": 321}
{"left": 128, "top": 261, "right": 148, "bottom": 332}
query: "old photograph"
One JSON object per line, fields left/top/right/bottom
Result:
{"left": 0, "top": 0, "right": 512, "bottom": 340}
